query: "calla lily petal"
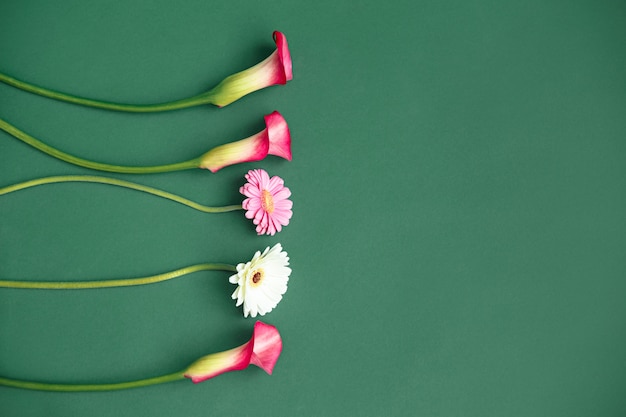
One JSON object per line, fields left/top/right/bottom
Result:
{"left": 273, "top": 31, "right": 293, "bottom": 83}
{"left": 249, "top": 322, "right": 283, "bottom": 374}
{"left": 184, "top": 321, "right": 282, "bottom": 384}
{"left": 266, "top": 111, "right": 292, "bottom": 161}
{"left": 199, "top": 111, "right": 291, "bottom": 172}
{"left": 210, "top": 31, "right": 293, "bottom": 107}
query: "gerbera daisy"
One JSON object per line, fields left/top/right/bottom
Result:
{"left": 240, "top": 169, "right": 293, "bottom": 236}
{"left": 229, "top": 244, "right": 291, "bottom": 318}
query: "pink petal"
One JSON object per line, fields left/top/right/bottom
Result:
{"left": 272, "top": 202, "right": 293, "bottom": 214}
{"left": 273, "top": 31, "right": 293, "bottom": 82}
{"left": 267, "top": 175, "right": 285, "bottom": 194}
{"left": 246, "top": 169, "right": 264, "bottom": 186}
{"left": 270, "top": 209, "right": 292, "bottom": 225}
{"left": 266, "top": 220, "right": 277, "bottom": 236}
{"left": 254, "top": 207, "right": 267, "bottom": 224}
{"left": 265, "top": 111, "right": 292, "bottom": 161}
{"left": 240, "top": 183, "right": 262, "bottom": 198}
{"left": 244, "top": 197, "right": 262, "bottom": 210}
{"left": 249, "top": 322, "right": 282, "bottom": 374}
{"left": 273, "top": 187, "right": 292, "bottom": 201}
{"left": 244, "top": 209, "right": 256, "bottom": 220}
{"left": 271, "top": 218, "right": 282, "bottom": 233}
{"left": 258, "top": 169, "right": 271, "bottom": 189}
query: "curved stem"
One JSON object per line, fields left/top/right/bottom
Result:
{"left": 0, "top": 371, "right": 185, "bottom": 392}
{"left": 0, "top": 263, "right": 237, "bottom": 289}
{"left": 0, "top": 71, "right": 217, "bottom": 112}
{"left": 0, "top": 117, "right": 202, "bottom": 174}
{"left": 0, "top": 175, "right": 243, "bottom": 214}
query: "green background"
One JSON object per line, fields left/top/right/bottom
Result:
{"left": 1, "top": 0, "right": 625, "bottom": 416}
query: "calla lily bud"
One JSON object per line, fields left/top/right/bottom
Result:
{"left": 184, "top": 321, "right": 282, "bottom": 383}
{"left": 199, "top": 111, "right": 291, "bottom": 172}
{"left": 209, "top": 31, "right": 293, "bottom": 107}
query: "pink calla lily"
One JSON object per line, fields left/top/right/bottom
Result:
{"left": 0, "top": 321, "right": 283, "bottom": 391}
{"left": 0, "top": 31, "right": 291, "bottom": 112}
{"left": 199, "top": 111, "right": 291, "bottom": 172}
{"left": 210, "top": 31, "right": 293, "bottom": 107}
{"left": 184, "top": 321, "right": 282, "bottom": 383}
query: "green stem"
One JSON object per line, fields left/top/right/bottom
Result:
{"left": 0, "top": 263, "right": 237, "bottom": 289}
{"left": 0, "top": 371, "right": 186, "bottom": 392}
{"left": 0, "top": 117, "right": 202, "bottom": 174}
{"left": 0, "top": 175, "right": 243, "bottom": 213}
{"left": 0, "top": 71, "right": 217, "bottom": 112}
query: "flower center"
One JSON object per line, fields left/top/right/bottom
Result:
{"left": 261, "top": 190, "right": 275, "bottom": 214}
{"left": 250, "top": 269, "right": 264, "bottom": 286}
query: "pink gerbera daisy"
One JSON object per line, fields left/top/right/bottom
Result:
{"left": 240, "top": 169, "right": 293, "bottom": 235}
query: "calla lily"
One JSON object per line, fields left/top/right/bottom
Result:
{"left": 199, "top": 111, "right": 291, "bottom": 172}
{"left": 184, "top": 321, "right": 282, "bottom": 383}
{"left": 0, "top": 112, "right": 291, "bottom": 175}
{"left": 0, "top": 321, "right": 283, "bottom": 391}
{"left": 209, "top": 31, "right": 293, "bottom": 107}
{"left": 0, "top": 31, "right": 292, "bottom": 112}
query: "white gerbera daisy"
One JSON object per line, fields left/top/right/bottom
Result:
{"left": 229, "top": 244, "right": 291, "bottom": 318}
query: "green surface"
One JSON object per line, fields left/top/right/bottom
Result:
{"left": 1, "top": 0, "right": 625, "bottom": 415}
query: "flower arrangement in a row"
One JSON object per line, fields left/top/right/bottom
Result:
{"left": 0, "top": 31, "right": 295, "bottom": 392}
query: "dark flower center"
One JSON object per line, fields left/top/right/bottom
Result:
{"left": 251, "top": 269, "right": 264, "bottom": 286}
